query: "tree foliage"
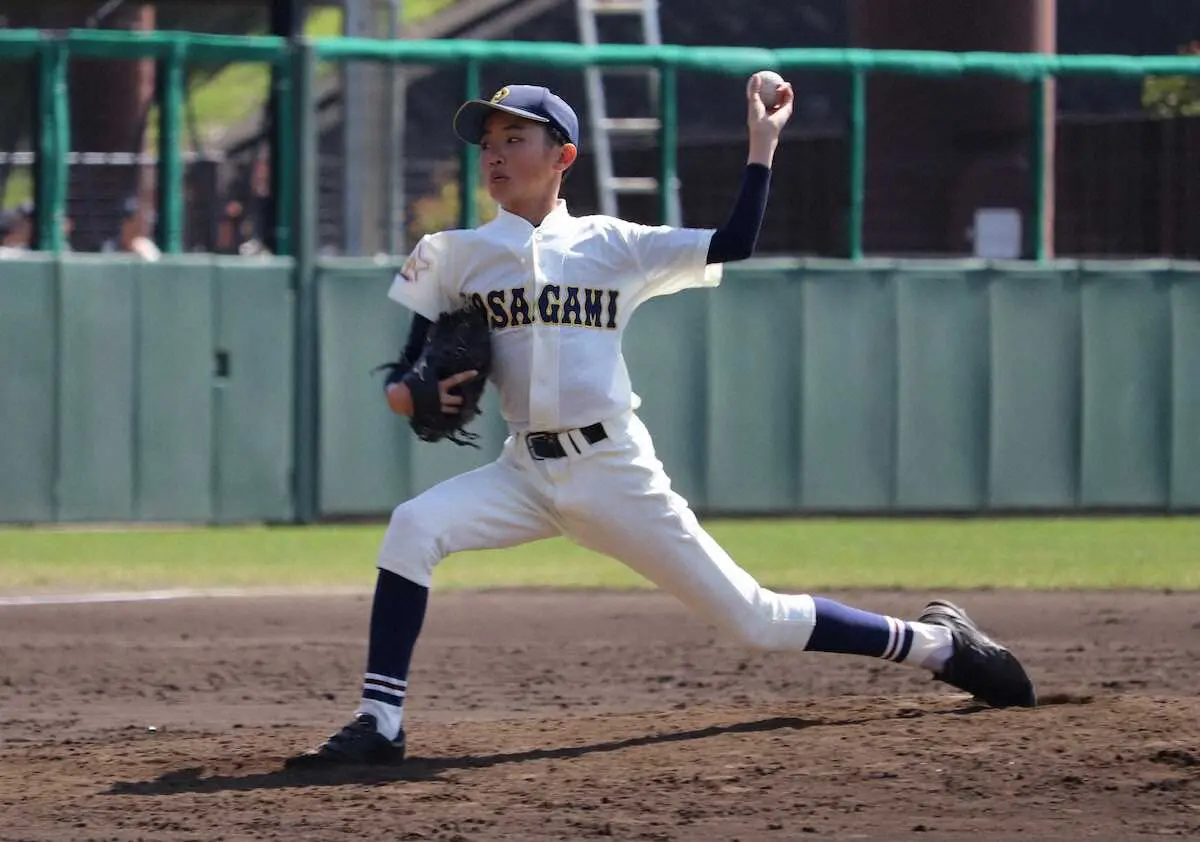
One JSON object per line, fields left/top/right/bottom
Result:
{"left": 1141, "top": 41, "right": 1200, "bottom": 117}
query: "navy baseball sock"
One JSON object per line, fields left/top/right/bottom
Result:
{"left": 806, "top": 597, "right": 951, "bottom": 670}
{"left": 355, "top": 568, "right": 428, "bottom": 740}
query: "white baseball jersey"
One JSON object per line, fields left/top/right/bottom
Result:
{"left": 385, "top": 200, "right": 722, "bottom": 432}
{"left": 365, "top": 201, "right": 818, "bottom": 738}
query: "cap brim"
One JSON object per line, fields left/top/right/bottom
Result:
{"left": 452, "top": 100, "right": 550, "bottom": 145}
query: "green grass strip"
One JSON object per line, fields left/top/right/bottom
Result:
{"left": 0, "top": 517, "right": 1196, "bottom": 595}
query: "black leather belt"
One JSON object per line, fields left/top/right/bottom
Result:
{"left": 525, "top": 422, "right": 607, "bottom": 460}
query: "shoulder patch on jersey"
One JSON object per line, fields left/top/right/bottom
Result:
{"left": 400, "top": 239, "right": 433, "bottom": 284}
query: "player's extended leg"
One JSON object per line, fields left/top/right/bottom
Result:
{"left": 287, "top": 444, "right": 562, "bottom": 767}
{"left": 561, "top": 417, "right": 1034, "bottom": 708}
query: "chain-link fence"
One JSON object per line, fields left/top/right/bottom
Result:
{"left": 305, "top": 31, "right": 1200, "bottom": 260}
{"left": 0, "top": 21, "right": 277, "bottom": 258}
{"left": 0, "top": 52, "right": 35, "bottom": 253}
{"left": 6, "top": 7, "right": 1200, "bottom": 261}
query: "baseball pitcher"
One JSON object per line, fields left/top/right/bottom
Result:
{"left": 287, "top": 74, "right": 1035, "bottom": 768}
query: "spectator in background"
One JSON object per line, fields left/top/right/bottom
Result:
{"left": 215, "top": 199, "right": 243, "bottom": 254}
{"left": 0, "top": 212, "right": 25, "bottom": 257}
{"left": 0, "top": 202, "right": 75, "bottom": 253}
{"left": 101, "top": 196, "right": 161, "bottom": 261}
{"left": 216, "top": 198, "right": 270, "bottom": 257}
{"left": 0, "top": 201, "right": 34, "bottom": 256}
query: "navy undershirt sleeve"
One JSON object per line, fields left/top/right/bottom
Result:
{"left": 705, "top": 163, "right": 772, "bottom": 265}
{"left": 384, "top": 314, "right": 433, "bottom": 388}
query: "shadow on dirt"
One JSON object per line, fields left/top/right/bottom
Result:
{"left": 104, "top": 700, "right": 1020, "bottom": 797}
{"left": 105, "top": 713, "right": 848, "bottom": 795}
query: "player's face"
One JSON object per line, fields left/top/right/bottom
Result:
{"left": 479, "top": 113, "right": 573, "bottom": 210}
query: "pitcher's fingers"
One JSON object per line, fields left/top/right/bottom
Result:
{"left": 441, "top": 392, "right": 464, "bottom": 406}
{"left": 441, "top": 370, "right": 479, "bottom": 388}
{"left": 746, "top": 72, "right": 762, "bottom": 100}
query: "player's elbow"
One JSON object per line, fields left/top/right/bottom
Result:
{"left": 705, "top": 230, "right": 756, "bottom": 265}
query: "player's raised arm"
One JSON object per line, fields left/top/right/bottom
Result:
{"left": 746, "top": 70, "right": 794, "bottom": 168}
{"left": 704, "top": 71, "right": 795, "bottom": 266}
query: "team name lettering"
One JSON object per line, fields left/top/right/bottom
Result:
{"left": 471, "top": 287, "right": 620, "bottom": 331}
{"left": 561, "top": 286, "right": 582, "bottom": 326}
{"left": 538, "top": 284, "right": 561, "bottom": 324}
{"left": 509, "top": 287, "right": 533, "bottom": 326}
{"left": 583, "top": 288, "right": 604, "bottom": 327}
{"left": 485, "top": 289, "right": 507, "bottom": 329}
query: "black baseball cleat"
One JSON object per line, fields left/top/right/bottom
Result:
{"left": 284, "top": 713, "right": 406, "bottom": 768}
{"left": 919, "top": 600, "right": 1037, "bottom": 708}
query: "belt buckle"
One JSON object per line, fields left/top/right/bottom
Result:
{"left": 526, "top": 432, "right": 552, "bottom": 461}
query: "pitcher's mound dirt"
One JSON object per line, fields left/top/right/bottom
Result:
{"left": 1, "top": 590, "right": 1197, "bottom": 841}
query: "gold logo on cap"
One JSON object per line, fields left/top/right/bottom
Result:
{"left": 490, "top": 87, "right": 510, "bottom": 103}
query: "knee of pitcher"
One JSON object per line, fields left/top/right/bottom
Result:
{"left": 721, "top": 611, "right": 776, "bottom": 651}
{"left": 376, "top": 503, "right": 440, "bottom": 587}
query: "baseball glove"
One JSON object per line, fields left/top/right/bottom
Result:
{"left": 379, "top": 300, "right": 492, "bottom": 447}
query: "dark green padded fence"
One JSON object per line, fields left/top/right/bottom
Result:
{"left": 313, "top": 258, "right": 1200, "bottom": 517}
{"left": 212, "top": 260, "right": 295, "bottom": 523}
{"left": 56, "top": 257, "right": 137, "bottom": 520}
{"left": 0, "top": 255, "right": 294, "bottom": 524}
{"left": 898, "top": 267, "right": 993, "bottom": 509}
{"left": 3, "top": 257, "right": 1199, "bottom": 523}
{"left": 134, "top": 256, "right": 216, "bottom": 522}
{"left": 0, "top": 256, "right": 58, "bottom": 522}
{"left": 1173, "top": 276, "right": 1200, "bottom": 506}
{"left": 798, "top": 266, "right": 895, "bottom": 509}
{"left": 704, "top": 264, "right": 801, "bottom": 510}
{"left": 316, "top": 263, "right": 412, "bottom": 514}
{"left": 1079, "top": 266, "right": 1172, "bottom": 507}
{"left": 986, "top": 266, "right": 1080, "bottom": 508}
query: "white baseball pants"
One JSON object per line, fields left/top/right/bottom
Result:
{"left": 377, "top": 413, "right": 817, "bottom": 651}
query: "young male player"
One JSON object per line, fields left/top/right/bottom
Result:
{"left": 287, "top": 76, "right": 1036, "bottom": 767}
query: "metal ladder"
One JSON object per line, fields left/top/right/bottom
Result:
{"left": 575, "top": 0, "right": 681, "bottom": 226}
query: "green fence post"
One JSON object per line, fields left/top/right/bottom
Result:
{"left": 36, "top": 37, "right": 68, "bottom": 252}
{"left": 1028, "top": 74, "right": 1049, "bottom": 262}
{"left": 659, "top": 62, "right": 679, "bottom": 227}
{"left": 273, "top": 45, "right": 296, "bottom": 257}
{"left": 157, "top": 38, "right": 185, "bottom": 254}
{"left": 458, "top": 59, "right": 481, "bottom": 231}
{"left": 292, "top": 40, "right": 318, "bottom": 523}
{"left": 35, "top": 39, "right": 53, "bottom": 250}
{"left": 848, "top": 69, "right": 866, "bottom": 261}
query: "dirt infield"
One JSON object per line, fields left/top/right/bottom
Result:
{"left": 0, "top": 589, "right": 1198, "bottom": 841}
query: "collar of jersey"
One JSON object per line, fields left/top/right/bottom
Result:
{"left": 485, "top": 199, "right": 573, "bottom": 240}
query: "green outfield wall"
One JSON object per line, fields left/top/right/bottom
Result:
{"left": 0, "top": 255, "right": 294, "bottom": 524}
{"left": 1, "top": 256, "right": 1198, "bottom": 523}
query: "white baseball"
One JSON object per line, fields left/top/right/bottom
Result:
{"left": 751, "top": 70, "right": 786, "bottom": 110}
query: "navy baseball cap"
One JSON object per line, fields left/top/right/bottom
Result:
{"left": 453, "top": 85, "right": 580, "bottom": 147}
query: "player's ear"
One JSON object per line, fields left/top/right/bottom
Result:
{"left": 557, "top": 143, "right": 578, "bottom": 171}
